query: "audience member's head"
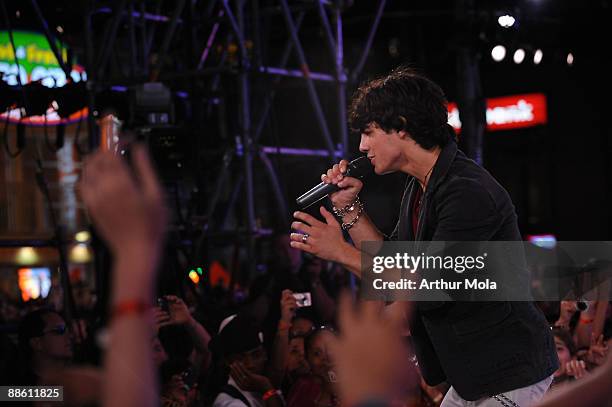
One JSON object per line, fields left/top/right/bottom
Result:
{"left": 210, "top": 315, "right": 267, "bottom": 375}
{"left": 305, "top": 327, "right": 337, "bottom": 385}
{"left": 159, "top": 325, "right": 195, "bottom": 362}
{"left": 553, "top": 327, "right": 577, "bottom": 378}
{"left": 291, "top": 316, "right": 315, "bottom": 337}
{"left": 287, "top": 335, "right": 309, "bottom": 377}
{"left": 18, "top": 309, "right": 72, "bottom": 382}
{"left": 160, "top": 358, "right": 198, "bottom": 406}
{"left": 152, "top": 336, "right": 169, "bottom": 367}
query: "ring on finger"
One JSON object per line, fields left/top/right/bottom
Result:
{"left": 302, "top": 233, "right": 309, "bottom": 244}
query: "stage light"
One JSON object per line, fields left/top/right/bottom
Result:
{"left": 533, "top": 49, "right": 543, "bottom": 65}
{"left": 498, "top": 14, "right": 516, "bottom": 28}
{"left": 69, "top": 243, "right": 93, "bottom": 263}
{"left": 491, "top": 45, "right": 506, "bottom": 62}
{"left": 513, "top": 48, "right": 525, "bottom": 64}
{"left": 567, "top": 52, "right": 574, "bottom": 66}
{"left": 188, "top": 270, "right": 200, "bottom": 284}
{"left": 16, "top": 247, "right": 39, "bottom": 265}
{"left": 75, "top": 230, "right": 91, "bottom": 243}
{"left": 56, "top": 26, "right": 64, "bottom": 33}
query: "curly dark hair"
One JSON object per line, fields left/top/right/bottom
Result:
{"left": 552, "top": 327, "right": 577, "bottom": 356}
{"left": 348, "top": 67, "right": 452, "bottom": 150}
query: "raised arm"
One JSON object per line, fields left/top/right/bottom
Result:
{"left": 157, "top": 295, "right": 212, "bottom": 370}
{"left": 267, "top": 289, "right": 296, "bottom": 387}
{"left": 81, "top": 145, "right": 167, "bottom": 407}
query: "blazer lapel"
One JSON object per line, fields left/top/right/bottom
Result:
{"left": 398, "top": 177, "right": 416, "bottom": 241}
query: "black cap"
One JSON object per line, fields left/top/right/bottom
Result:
{"left": 209, "top": 315, "right": 263, "bottom": 358}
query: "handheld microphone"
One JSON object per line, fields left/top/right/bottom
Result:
{"left": 296, "top": 156, "right": 373, "bottom": 209}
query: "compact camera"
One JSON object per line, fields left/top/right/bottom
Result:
{"left": 292, "top": 292, "right": 312, "bottom": 307}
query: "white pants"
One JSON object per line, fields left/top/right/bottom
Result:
{"left": 441, "top": 375, "right": 553, "bottom": 407}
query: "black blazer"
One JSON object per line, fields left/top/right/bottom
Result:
{"left": 392, "top": 139, "right": 559, "bottom": 400}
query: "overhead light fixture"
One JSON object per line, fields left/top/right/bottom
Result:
{"left": 513, "top": 48, "right": 526, "bottom": 64}
{"left": 491, "top": 45, "right": 506, "bottom": 62}
{"left": 75, "top": 230, "right": 91, "bottom": 243}
{"left": 16, "top": 247, "right": 39, "bottom": 265}
{"left": 69, "top": 243, "right": 93, "bottom": 263}
{"left": 498, "top": 14, "right": 516, "bottom": 28}
{"left": 533, "top": 49, "right": 543, "bottom": 64}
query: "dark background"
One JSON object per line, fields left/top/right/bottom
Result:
{"left": 2, "top": 0, "right": 611, "bottom": 244}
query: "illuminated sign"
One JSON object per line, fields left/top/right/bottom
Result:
{"left": 527, "top": 234, "right": 557, "bottom": 249}
{"left": 0, "top": 30, "right": 87, "bottom": 125}
{"left": 448, "top": 93, "right": 547, "bottom": 132}
{"left": 18, "top": 267, "right": 51, "bottom": 301}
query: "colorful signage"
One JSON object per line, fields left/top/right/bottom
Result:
{"left": 0, "top": 30, "right": 87, "bottom": 125}
{"left": 448, "top": 93, "right": 547, "bottom": 132}
{"left": 18, "top": 267, "right": 51, "bottom": 301}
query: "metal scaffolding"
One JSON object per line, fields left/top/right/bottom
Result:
{"left": 81, "top": 0, "right": 388, "bottom": 277}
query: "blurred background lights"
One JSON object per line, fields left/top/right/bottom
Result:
{"left": 75, "top": 230, "right": 91, "bottom": 243}
{"left": 498, "top": 14, "right": 516, "bottom": 28}
{"left": 513, "top": 48, "right": 526, "bottom": 64}
{"left": 491, "top": 45, "right": 506, "bottom": 62}
{"left": 15, "top": 247, "right": 39, "bottom": 265}
{"left": 534, "top": 49, "right": 543, "bottom": 64}
{"left": 69, "top": 243, "right": 93, "bottom": 263}
{"left": 189, "top": 270, "right": 200, "bottom": 284}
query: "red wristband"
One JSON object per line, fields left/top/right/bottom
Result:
{"left": 111, "top": 300, "right": 150, "bottom": 321}
{"left": 263, "top": 389, "right": 281, "bottom": 401}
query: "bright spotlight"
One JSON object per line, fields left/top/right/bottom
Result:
{"left": 75, "top": 230, "right": 91, "bottom": 243}
{"left": 498, "top": 14, "right": 516, "bottom": 28}
{"left": 567, "top": 52, "right": 574, "bottom": 66}
{"left": 16, "top": 247, "right": 39, "bottom": 265}
{"left": 513, "top": 48, "right": 525, "bottom": 64}
{"left": 491, "top": 45, "right": 506, "bottom": 62}
{"left": 533, "top": 49, "right": 543, "bottom": 64}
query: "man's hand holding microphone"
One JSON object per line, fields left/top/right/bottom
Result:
{"left": 290, "top": 159, "right": 365, "bottom": 266}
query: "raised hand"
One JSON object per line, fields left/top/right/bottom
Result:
{"left": 585, "top": 334, "right": 609, "bottom": 367}
{"left": 329, "top": 293, "right": 416, "bottom": 406}
{"left": 280, "top": 289, "right": 297, "bottom": 324}
{"left": 153, "top": 307, "right": 171, "bottom": 333}
{"left": 229, "top": 361, "right": 273, "bottom": 393}
{"left": 80, "top": 145, "right": 167, "bottom": 262}
{"left": 164, "top": 295, "right": 193, "bottom": 326}
{"left": 565, "top": 360, "right": 588, "bottom": 380}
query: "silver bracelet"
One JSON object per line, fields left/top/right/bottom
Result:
{"left": 332, "top": 196, "right": 361, "bottom": 218}
{"left": 341, "top": 200, "right": 364, "bottom": 231}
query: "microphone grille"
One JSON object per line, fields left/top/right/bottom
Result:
{"left": 347, "top": 156, "right": 373, "bottom": 178}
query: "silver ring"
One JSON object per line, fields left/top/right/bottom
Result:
{"left": 302, "top": 233, "right": 309, "bottom": 244}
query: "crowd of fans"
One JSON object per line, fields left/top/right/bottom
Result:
{"left": 1, "top": 147, "right": 611, "bottom": 406}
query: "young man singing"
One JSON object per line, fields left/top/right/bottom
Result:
{"left": 289, "top": 67, "right": 558, "bottom": 406}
